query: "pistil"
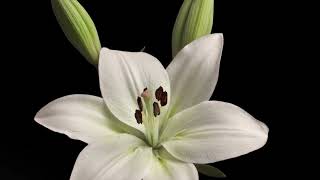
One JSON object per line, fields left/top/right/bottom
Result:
{"left": 134, "top": 86, "right": 168, "bottom": 147}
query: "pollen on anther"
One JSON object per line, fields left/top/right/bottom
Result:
{"left": 137, "top": 97, "right": 143, "bottom": 111}
{"left": 135, "top": 110, "right": 143, "bottom": 124}
{"left": 153, "top": 102, "right": 160, "bottom": 117}
{"left": 155, "top": 86, "right": 164, "bottom": 101}
{"left": 160, "top": 91, "right": 168, "bottom": 106}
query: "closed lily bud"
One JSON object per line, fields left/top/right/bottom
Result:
{"left": 51, "top": 0, "right": 101, "bottom": 65}
{"left": 172, "top": 0, "right": 214, "bottom": 57}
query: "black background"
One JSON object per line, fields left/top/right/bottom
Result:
{"left": 2, "top": 0, "right": 301, "bottom": 179}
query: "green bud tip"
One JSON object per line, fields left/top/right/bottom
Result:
{"left": 51, "top": 0, "right": 101, "bottom": 66}
{"left": 172, "top": 0, "right": 214, "bottom": 57}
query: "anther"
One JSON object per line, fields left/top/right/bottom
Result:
{"left": 137, "top": 97, "right": 143, "bottom": 111}
{"left": 155, "top": 86, "right": 164, "bottom": 101}
{"left": 160, "top": 91, "right": 168, "bottom": 106}
{"left": 135, "top": 110, "right": 143, "bottom": 124}
{"left": 141, "top": 87, "right": 150, "bottom": 98}
{"left": 153, "top": 102, "right": 160, "bottom": 117}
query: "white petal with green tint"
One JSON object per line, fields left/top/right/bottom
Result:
{"left": 71, "top": 134, "right": 153, "bottom": 180}
{"left": 35, "top": 95, "right": 122, "bottom": 143}
{"left": 167, "top": 34, "right": 223, "bottom": 117}
{"left": 99, "top": 48, "right": 170, "bottom": 132}
{"left": 143, "top": 156, "right": 198, "bottom": 180}
{"left": 161, "top": 101, "right": 268, "bottom": 164}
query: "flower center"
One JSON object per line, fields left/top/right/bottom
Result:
{"left": 134, "top": 86, "right": 168, "bottom": 147}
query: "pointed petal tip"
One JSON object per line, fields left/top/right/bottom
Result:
{"left": 34, "top": 105, "right": 47, "bottom": 125}
{"left": 100, "top": 47, "right": 109, "bottom": 52}
{"left": 210, "top": 33, "right": 224, "bottom": 46}
{"left": 34, "top": 114, "right": 41, "bottom": 124}
{"left": 257, "top": 121, "right": 269, "bottom": 134}
{"left": 258, "top": 121, "right": 269, "bottom": 148}
{"left": 186, "top": 33, "right": 223, "bottom": 45}
{"left": 214, "top": 33, "right": 224, "bottom": 39}
{"left": 34, "top": 116, "right": 41, "bottom": 125}
{"left": 99, "top": 47, "right": 110, "bottom": 57}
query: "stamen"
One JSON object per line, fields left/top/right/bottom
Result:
{"left": 141, "top": 87, "right": 151, "bottom": 98}
{"left": 135, "top": 110, "right": 143, "bottom": 124}
{"left": 155, "top": 86, "right": 164, "bottom": 101}
{"left": 137, "top": 97, "right": 143, "bottom": 111}
{"left": 153, "top": 102, "right": 160, "bottom": 117}
{"left": 160, "top": 91, "right": 168, "bottom": 106}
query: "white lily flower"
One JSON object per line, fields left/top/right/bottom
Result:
{"left": 35, "top": 34, "right": 268, "bottom": 180}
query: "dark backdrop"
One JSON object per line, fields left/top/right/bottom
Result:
{"left": 2, "top": 0, "right": 297, "bottom": 179}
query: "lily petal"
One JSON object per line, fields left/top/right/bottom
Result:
{"left": 143, "top": 156, "right": 198, "bottom": 180}
{"left": 166, "top": 34, "right": 223, "bottom": 117}
{"left": 35, "top": 95, "right": 122, "bottom": 144}
{"left": 71, "top": 134, "right": 153, "bottom": 180}
{"left": 161, "top": 101, "right": 268, "bottom": 164}
{"left": 99, "top": 48, "right": 170, "bottom": 131}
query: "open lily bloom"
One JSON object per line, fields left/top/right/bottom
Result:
{"left": 35, "top": 34, "right": 268, "bottom": 180}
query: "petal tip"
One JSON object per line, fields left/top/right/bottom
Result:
{"left": 34, "top": 109, "right": 45, "bottom": 124}
{"left": 100, "top": 47, "right": 109, "bottom": 51}
{"left": 34, "top": 115, "right": 41, "bottom": 124}
{"left": 212, "top": 33, "right": 224, "bottom": 45}
{"left": 213, "top": 33, "right": 223, "bottom": 38}
{"left": 258, "top": 121, "right": 269, "bottom": 134}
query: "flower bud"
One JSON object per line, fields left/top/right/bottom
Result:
{"left": 172, "top": 0, "right": 214, "bottom": 57}
{"left": 51, "top": 0, "right": 101, "bottom": 65}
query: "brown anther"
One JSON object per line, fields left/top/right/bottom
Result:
{"left": 153, "top": 102, "right": 160, "bottom": 117}
{"left": 155, "top": 86, "right": 164, "bottom": 101}
{"left": 137, "top": 97, "right": 143, "bottom": 111}
{"left": 135, "top": 110, "right": 143, "bottom": 124}
{"left": 160, "top": 91, "right": 168, "bottom": 106}
{"left": 141, "top": 87, "right": 150, "bottom": 98}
